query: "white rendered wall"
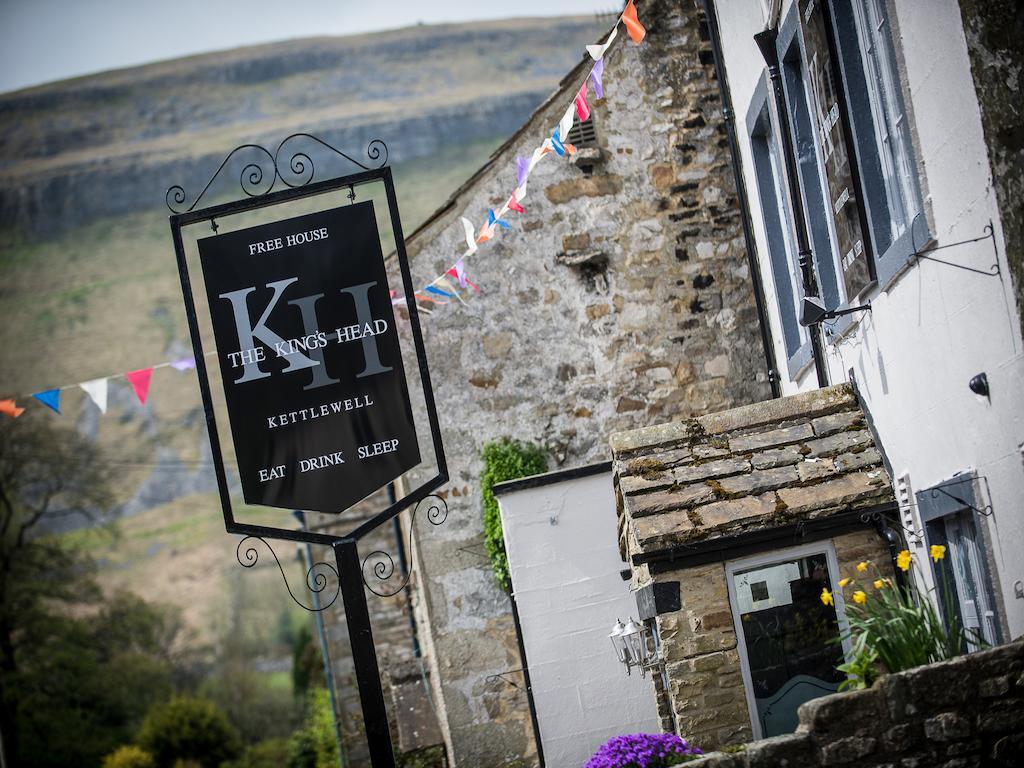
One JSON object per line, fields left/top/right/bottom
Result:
{"left": 497, "top": 470, "right": 660, "bottom": 766}
{"left": 715, "top": 0, "right": 1024, "bottom": 636}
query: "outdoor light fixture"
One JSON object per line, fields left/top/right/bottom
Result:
{"left": 799, "top": 296, "right": 872, "bottom": 327}
{"left": 608, "top": 617, "right": 663, "bottom": 677}
{"left": 969, "top": 372, "right": 990, "bottom": 401}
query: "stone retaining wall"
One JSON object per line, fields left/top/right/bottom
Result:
{"left": 686, "top": 638, "right": 1024, "bottom": 767}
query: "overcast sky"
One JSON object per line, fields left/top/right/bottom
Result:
{"left": 0, "top": 0, "right": 613, "bottom": 93}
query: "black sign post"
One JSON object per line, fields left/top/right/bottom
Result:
{"left": 167, "top": 135, "right": 446, "bottom": 768}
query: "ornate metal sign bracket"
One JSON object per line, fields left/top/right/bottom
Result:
{"left": 165, "top": 133, "right": 388, "bottom": 214}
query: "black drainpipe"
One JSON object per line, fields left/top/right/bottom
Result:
{"left": 701, "top": 0, "right": 781, "bottom": 398}
{"left": 387, "top": 482, "right": 421, "bottom": 657}
{"left": 753, "top": 28, "right": 829, "bottom": 388}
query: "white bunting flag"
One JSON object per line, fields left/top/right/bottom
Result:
{"left": 586, "top": 25, "right": 618, "bottom": 61}
{"left": 79, "top": 378, "right": 109, "bottom": 414}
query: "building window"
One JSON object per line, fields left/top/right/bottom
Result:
{"left": 746, "top": 73, "right": 812, "bottom": 377}
{"left": 726, "top": 542, "right": 850, "bottom": 739}
{"left": 826, "top": 0, "right": 928, "bottom": 288}
{"left": 916, "top": 474, "right": 1004, "bottom": 648}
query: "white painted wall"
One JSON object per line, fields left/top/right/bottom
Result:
{"left": 496, "top": 469, "right": 660, "bottom": 766}
{"left": 714, "top": 0, "right": 1024, "bottom": 636}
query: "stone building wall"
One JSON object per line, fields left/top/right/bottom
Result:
{"left": 397, "top": 0, "right": 774, "bottom": 763}
{"left": 685, "top": 638, "right": 1024, "bottom": 767}
{"left": 652, "top": 529, "right": 893, "bottom": 751}
{"left": 958, "top": 0, "right": 1024, "bottom": 342}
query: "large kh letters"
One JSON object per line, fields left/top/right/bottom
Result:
{"left": 198, "top": 202, "right": 420, "bottom": 513}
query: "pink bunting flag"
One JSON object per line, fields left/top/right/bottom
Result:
{"left": 591, "top": 58, "right": 605, "bottom": 99}
{"left": 125, "top": 368, "right": 153, "bottom": 405}
{"left": 508, "top": 192, "right": 525, "bottom": 214}
{"left": 623, "top": 0, "right": 646, "bottom": 43}
{"left": 575, "top": 82, "right": 591, "bottom": 122}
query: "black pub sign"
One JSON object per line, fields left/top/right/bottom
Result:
{"left": 198, "top": 202, "right": 420, "bottom": 513}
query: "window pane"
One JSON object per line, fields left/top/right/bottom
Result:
{"left": 732, "top": 553, "right": 845, "bottom": 738}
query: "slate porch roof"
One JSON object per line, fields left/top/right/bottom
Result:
{"left": 610, "top": 384, "right": 896, "bottom": 561}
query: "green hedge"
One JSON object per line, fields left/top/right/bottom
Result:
{"left": 481, "top": 439, "right": 547, "bottom": 592}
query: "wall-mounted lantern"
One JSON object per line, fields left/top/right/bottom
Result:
{"left": 608, "top": 617, "right": 663, "bottom": 677}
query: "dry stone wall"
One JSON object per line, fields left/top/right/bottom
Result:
{"left": 397, "top": 0, "right": 773, "bottom": 763}
{"left": 686, "top": 638, "right": 1024, "bottom": 767}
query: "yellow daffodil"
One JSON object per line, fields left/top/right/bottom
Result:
{"left": 874, "top": 579, "right": 886, "bottom": 589}
{"left": 930, "top": 544, "right": 947, "bottom": 562}
{"left": 896, "top": 550, "right": 912, "bottom": 571}
{"left": 839, "top": 577, "right": 852, "bottom": 588}
{"left": 853, "top": 590, "right": 867, "bottom": 605}
{"left": 856, "top": 561, "right": 869, "bottom": 573}
{"left": 820, "top": 587, "right": 834, "bottom": 607}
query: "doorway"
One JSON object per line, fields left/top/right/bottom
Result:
{"left": 726, "top": 542, "right": 850, "bottom": 739}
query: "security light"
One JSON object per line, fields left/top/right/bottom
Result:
{"left": 799, "top": 296, "right": 872, "bottom": 327}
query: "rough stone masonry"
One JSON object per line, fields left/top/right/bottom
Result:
{"left": 395, "top": 0, "right": 774, "bottom": 764}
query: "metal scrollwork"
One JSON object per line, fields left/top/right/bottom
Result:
{"left": 166, "top": 134, "right": 389, "bottom": 213}
{"left": 361, "top": 494, "right": 448, "bottom": 598}
{"left": 236, "top": 536, "right": 340, "bottom": 612}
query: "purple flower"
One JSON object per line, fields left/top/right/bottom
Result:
{"left": 583, "top": 733, "right": 703, "bottom": 768}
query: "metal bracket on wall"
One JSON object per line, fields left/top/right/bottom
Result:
{"left": 928, "top": 474, "right": 994, "bottom": 518}
{"left": 908, "top": 215, "right": 1000, "bottom": 277}
{"left": 485, "top": 669, "right": 525, "bottom": 690}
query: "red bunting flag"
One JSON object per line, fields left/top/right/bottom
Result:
{"left": 508, "top": 192, "right": 525, "bottom": 214}
{"left": 623, "top": 0, "right": 646, "bottom": 43}
{"left": 574, "top": 82, "right": 591, "bottom": 122}
{"left": 0, "top": 398, "right": 24, "bottom": 418}
{"left": 125, "top": 368, "right": 153, "bottom": 405}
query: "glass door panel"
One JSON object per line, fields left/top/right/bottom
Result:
{"left": 730, "top": 551, "right": 846, "bottom": 738}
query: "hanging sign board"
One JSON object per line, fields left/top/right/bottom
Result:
{"left": 197, "top": 202, "right": 420, "bottom": 513}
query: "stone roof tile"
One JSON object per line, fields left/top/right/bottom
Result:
{"left": 609, "top": 383, "right": 895, "bottom": 559}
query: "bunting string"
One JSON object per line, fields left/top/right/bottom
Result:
{"left": 1, "top": 2, "right": 648, "bottom": 421}
{"left": 404, "top": 0, "right": 645, "bottom": 312}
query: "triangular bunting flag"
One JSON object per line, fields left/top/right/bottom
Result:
{"left": 623, "top": 0, "right": 646, "bottom": 43}
{"left": 125, "top": 368, "right": 153, "bottom": 405}
{"left": 575, "top": 82, "right": 591, "bottom": 122}
{"left": 487, "top": 209, "right": 510, "bottom": 230}
{"left": 586, "top": 25, "right": 618, "bottom": 61}
{"left": 79, "top": 378, "right": 109, "bottom": 414}
{"left": 170, "top": 357, "right": 196, "bottom": 371}
{"left": 460, "top": 217, "right": 478, "bottom": 255}
{"left": 0, "top": 399, "right": 24, "bottom": 418}
{"left": 516, "top": 156, "right": 530, "bottom": 188}
{"left": 558, "top": 104, "right": 576, "bottom": 146}
{"left": 508, "top": 192, "right": 525, "bottom": 214}
{"left": 591, "top": 58, "right": 605, "bottom": 99}
{"left": 32, "top": 389, "right": 61, "bottom": 414}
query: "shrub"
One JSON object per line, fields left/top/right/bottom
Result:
{"left": 137, "top": 697, "right": 242, "bottom": 768}
{"left": 584, "top": 733, "right": 703, "bottom": 768}
{"left": 286, "top": 688, "right": 339, "bottom": 768}
{"left": 102, "top": 745, "right": 156, "bottom": 768}
{"left": 480, "top": 438, "right": 547, "bottom": 591}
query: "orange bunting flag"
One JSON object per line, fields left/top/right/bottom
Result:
{"left": 0, "top": 398, "right": 24, "bottom": 418}
{"left": 574, "top": 82, "right": 591, "bottom": 122}
{"left": 623, "top": 0, "right": 646, "bottom": 43}
{"left": 125, "top": 368, "right": 153, "bottom": 405}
